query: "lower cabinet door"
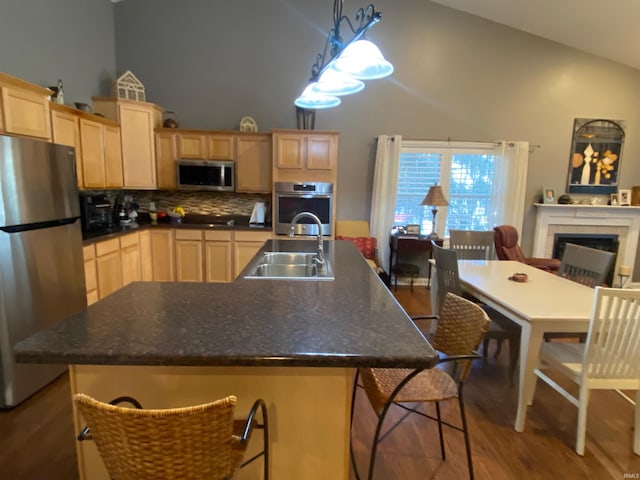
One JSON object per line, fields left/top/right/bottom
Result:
{"left": 205, "top": 241, "right": 233, "bottom": 282}
{"left": 96, "top": 251, "right": 123, "bottom": 299}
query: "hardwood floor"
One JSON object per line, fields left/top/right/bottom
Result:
{"left": 1, "top": 286, "right": 639, "bottom": 479}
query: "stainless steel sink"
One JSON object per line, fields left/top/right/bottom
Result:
{"left": 259, "top": 252, "right": 318, "bottom": 265}
{"left": 251, "top": 263, "right": 319, "bottom": 277}
{"left": 244, "top": 251, "right": 334, "bottom": 280}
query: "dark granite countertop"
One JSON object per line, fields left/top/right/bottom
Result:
{"left": 82, "top": 214, "right": 272, "bottom": 244}
{"left": 15, "top": 241, "right": 437, "bottom": 369}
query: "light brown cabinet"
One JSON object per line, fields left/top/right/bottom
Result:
{"left": 0, "top": 72, "right": 52, "bottom": 140}
{"left": 236, "top": 133, "right": 272, "bottom": 193}
{"left": 155, "top": 130, "right": 178, "bottom": 189}
{"left": 175, "top": 230, "right": 204, "bottom": 282}
{"left": 51, "top": 103, "right": 83, "bottom": 188}
{"left": 177, "top": 131, "right": 235, "bottom": 160}
{"left": 78, "top": 116, "right": 123, "bottom": 189}
{"left": 120, "top": 232, "right": 141, "bottom": 287}
{"left": 95, "top": 238, "right": 123, "bottom": 299}
{"left": 150, "top": 229, "right": 175, "bottom": 281}
{"left": 272, "top": 130, "right": 338, "bottom": 184}
{"left": 104, "top": 124, "right": 124, "bottom": 188}
{"left": 233, "top": 230, "right": 272, "bottom": 278}
{"left": 139, "top": 230, "right": 153, "bottom": 281}
{"left": 93, "top": 97, "right": 163, "bottom": 189}
{"left": 83, "top": 244, "right": 99, "bottom": 306}
{"left": 205, "top": 231, "right": 233, "bottom": 282}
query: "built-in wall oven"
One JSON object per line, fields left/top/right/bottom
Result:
{"left": 274, "top": 182, "right": 333, "bottom": 236}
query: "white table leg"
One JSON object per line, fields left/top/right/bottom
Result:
{"left": 515, "top": 323, "right": 544, "bottom": 432}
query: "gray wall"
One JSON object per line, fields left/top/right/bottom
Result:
{"left": 0, "top": 0, "right": 116, "bottom": 104}
{"left": 112, "top": 0, "right": 640, "bottom": 255}
{"left": 2, "top": 0, "right": 640, "bottom": 258}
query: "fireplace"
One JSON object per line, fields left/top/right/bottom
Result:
{"left": 552, "top": 233, "right": 618, "bottom": 286}
{"left": 532, "top": 204, "right": 640, "bottom": 283}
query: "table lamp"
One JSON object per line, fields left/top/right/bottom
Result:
{"left": 421, "top": 184, "right": 449, "bottom": 239}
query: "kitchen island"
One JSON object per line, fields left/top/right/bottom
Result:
{"left": 15, "top": 240, "right": 437, "bottom": 480}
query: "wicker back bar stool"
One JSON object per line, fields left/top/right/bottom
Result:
{"left": 350, "top": 292, "right": 490, "bottom": 480}
{"left": 75, "top": 393, "right": 269, "bottom": 480}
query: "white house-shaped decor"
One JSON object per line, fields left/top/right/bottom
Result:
{"left": 113, "top": 70, "right": 146, "bottom": 102}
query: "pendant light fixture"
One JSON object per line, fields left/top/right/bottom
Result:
{"left": 294, "top": 0, "right": 393, "bottom": 110}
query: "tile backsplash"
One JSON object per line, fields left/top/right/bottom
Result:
{"left": 85, "top": 190, "right": 271, "bottom": 216}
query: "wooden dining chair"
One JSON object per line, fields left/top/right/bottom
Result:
{"left": 449, "top": 229, "right": 495, "bottom": 260}
{"left": 533, "top": 287, "right": 640, "bottom": 455}
{"left": 545, "top": 243, "right": 616, "bottom": 342}
{"left": 431, "top": 242, "right": 521, "bottom": 383}
{"left": 351, "top": 292, "right": 490, "bottom": 480}
{"left": 75, "top": 393, "right": 269, "bottom": 480}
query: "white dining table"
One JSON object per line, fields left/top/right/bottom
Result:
{"left": 457, "top": 260, "right": 595, "bottom": 432}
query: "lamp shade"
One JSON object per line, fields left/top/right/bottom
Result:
{"left": 311, "top": 69, "right": 365, "bottom": 96}
{"left": 294, "top": 83, "right": 341, "bottom": 109}
{"left": 421, "top": 185, "right": 449, "bottom": 206}
{"left": 331, "top": 39, "right": 394, "bottom": 80}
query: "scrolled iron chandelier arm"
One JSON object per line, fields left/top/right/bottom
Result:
{"left": 310, "top": 0, "right": 382, "bottom": 81}
{"left": 295, "top": 0, "right": 392, "bottom": 111}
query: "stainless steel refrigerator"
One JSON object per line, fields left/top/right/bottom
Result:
{"left": 0, "top": 134, "right": 86, "bottom": 408}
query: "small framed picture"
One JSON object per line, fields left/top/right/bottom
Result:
{"left": 619, "top": 189, "right": 631, "bottom": 206}
{"left": 543, "top": 187, "right": 556, "bottom": 204}
{"left": 610, "top": 193, "right": 619, "bottom": 206}
{"left": 405, "top": 224, "right": 420, "bottom": 235}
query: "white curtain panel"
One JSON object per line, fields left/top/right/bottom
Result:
{"left": 493, "top": 141, "right": 529, "bottom": 232}
{"left": 370, "top": 134, "right": 402, "bottom": 274}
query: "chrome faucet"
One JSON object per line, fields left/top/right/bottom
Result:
{"left": 288, "top": 212, "right": 325, "bottom": 270}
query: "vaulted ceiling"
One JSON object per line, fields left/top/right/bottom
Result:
{"left": 431, "top": 0, "right": 640, "bottom": 71}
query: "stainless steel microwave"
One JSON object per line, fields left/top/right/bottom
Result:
{"left": 176, "top": 159, "right": 235, "bottom": 191}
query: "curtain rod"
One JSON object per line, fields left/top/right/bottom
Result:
{"left": 397, "top": 137, "right": 542, "bottom": 149}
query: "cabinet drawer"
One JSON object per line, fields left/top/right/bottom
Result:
{"left": 234, "top": 231, "right": 272, "bottom": 243}
{"left": 204, "top": 231, "right": 232, "bottom": 241}
{"left": 83, "top": 244, "right": 96, "bottom": 261}
{"left": 175, "top": 229, "right": 203, "bottom": 241}
{"left": 95, "top": 238, "right": 120, "bottom": 256}
{"left": 119, "top": 232, "right": 139, "bottom": 249}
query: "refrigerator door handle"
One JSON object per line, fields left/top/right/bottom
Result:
{"left": 0, "top": 217, "right": 80, "bottom": 234}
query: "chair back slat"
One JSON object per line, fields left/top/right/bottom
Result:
{"left": 449, "top": 230, "right": 495, "bottom": 260}
{"left": 431, "top": 242, "right": 462, "bottom": 314}
{"left": 557, "top": 243, "right": 615, "bottom": 288}
{"left": 586, "top": 287, "right": 640, "bottom": 379}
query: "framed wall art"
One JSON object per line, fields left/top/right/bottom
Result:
{"left": 567, "top": 118, "right": 625, "bottom": 195}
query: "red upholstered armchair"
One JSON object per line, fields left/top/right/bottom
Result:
{"left": 493, "top": 225, "right": 561, "bottom": 272}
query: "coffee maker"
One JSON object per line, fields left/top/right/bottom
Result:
{"left": 79, "top": 194, "right": 114, "bottom": 232}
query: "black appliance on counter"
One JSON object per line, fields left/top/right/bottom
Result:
{"left": 79, "top": 194, "right": 114, "bottom": 232}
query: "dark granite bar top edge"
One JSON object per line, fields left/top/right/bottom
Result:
{"left": 15, "top": 351, "right": 439, "bottom": 369}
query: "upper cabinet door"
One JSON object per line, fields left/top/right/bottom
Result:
{"left": 79, "top": 118, "right": 106, "bottom": 189}
{"left": 274, "top": 134, "right": 305, "bottom": 170}
{"left": 155, "top": 131, "right": 178, "bottom": 189}
{"left": 103, "top": 124, "right": 123, "bottom": 188}
{"left": 51, "top": 105, "right": 83, "bottom": 189}
{"left": 236, "top": 134, "right": 272, "bottom": 193}
{"left": 178, "top": 133, "right": 207, "bottom": 158}
{"left": 118, "top": 102, "right": 159, "bottom": 188}
{"left": 0, "top": 84, "right": 52, "bottom": 140}
{"left": 207, "top": 134, "right": 236, "bottom": 160}
{"left": 307, "top": 134, "right": 337, "bottom": 171}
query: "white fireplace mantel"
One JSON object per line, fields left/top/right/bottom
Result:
{"left": 532, "top": 203, "right": 640, "bottom": 280}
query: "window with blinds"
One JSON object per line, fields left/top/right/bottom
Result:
{"left": 394, "top": 144, "right": 498, "bottom": 236}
